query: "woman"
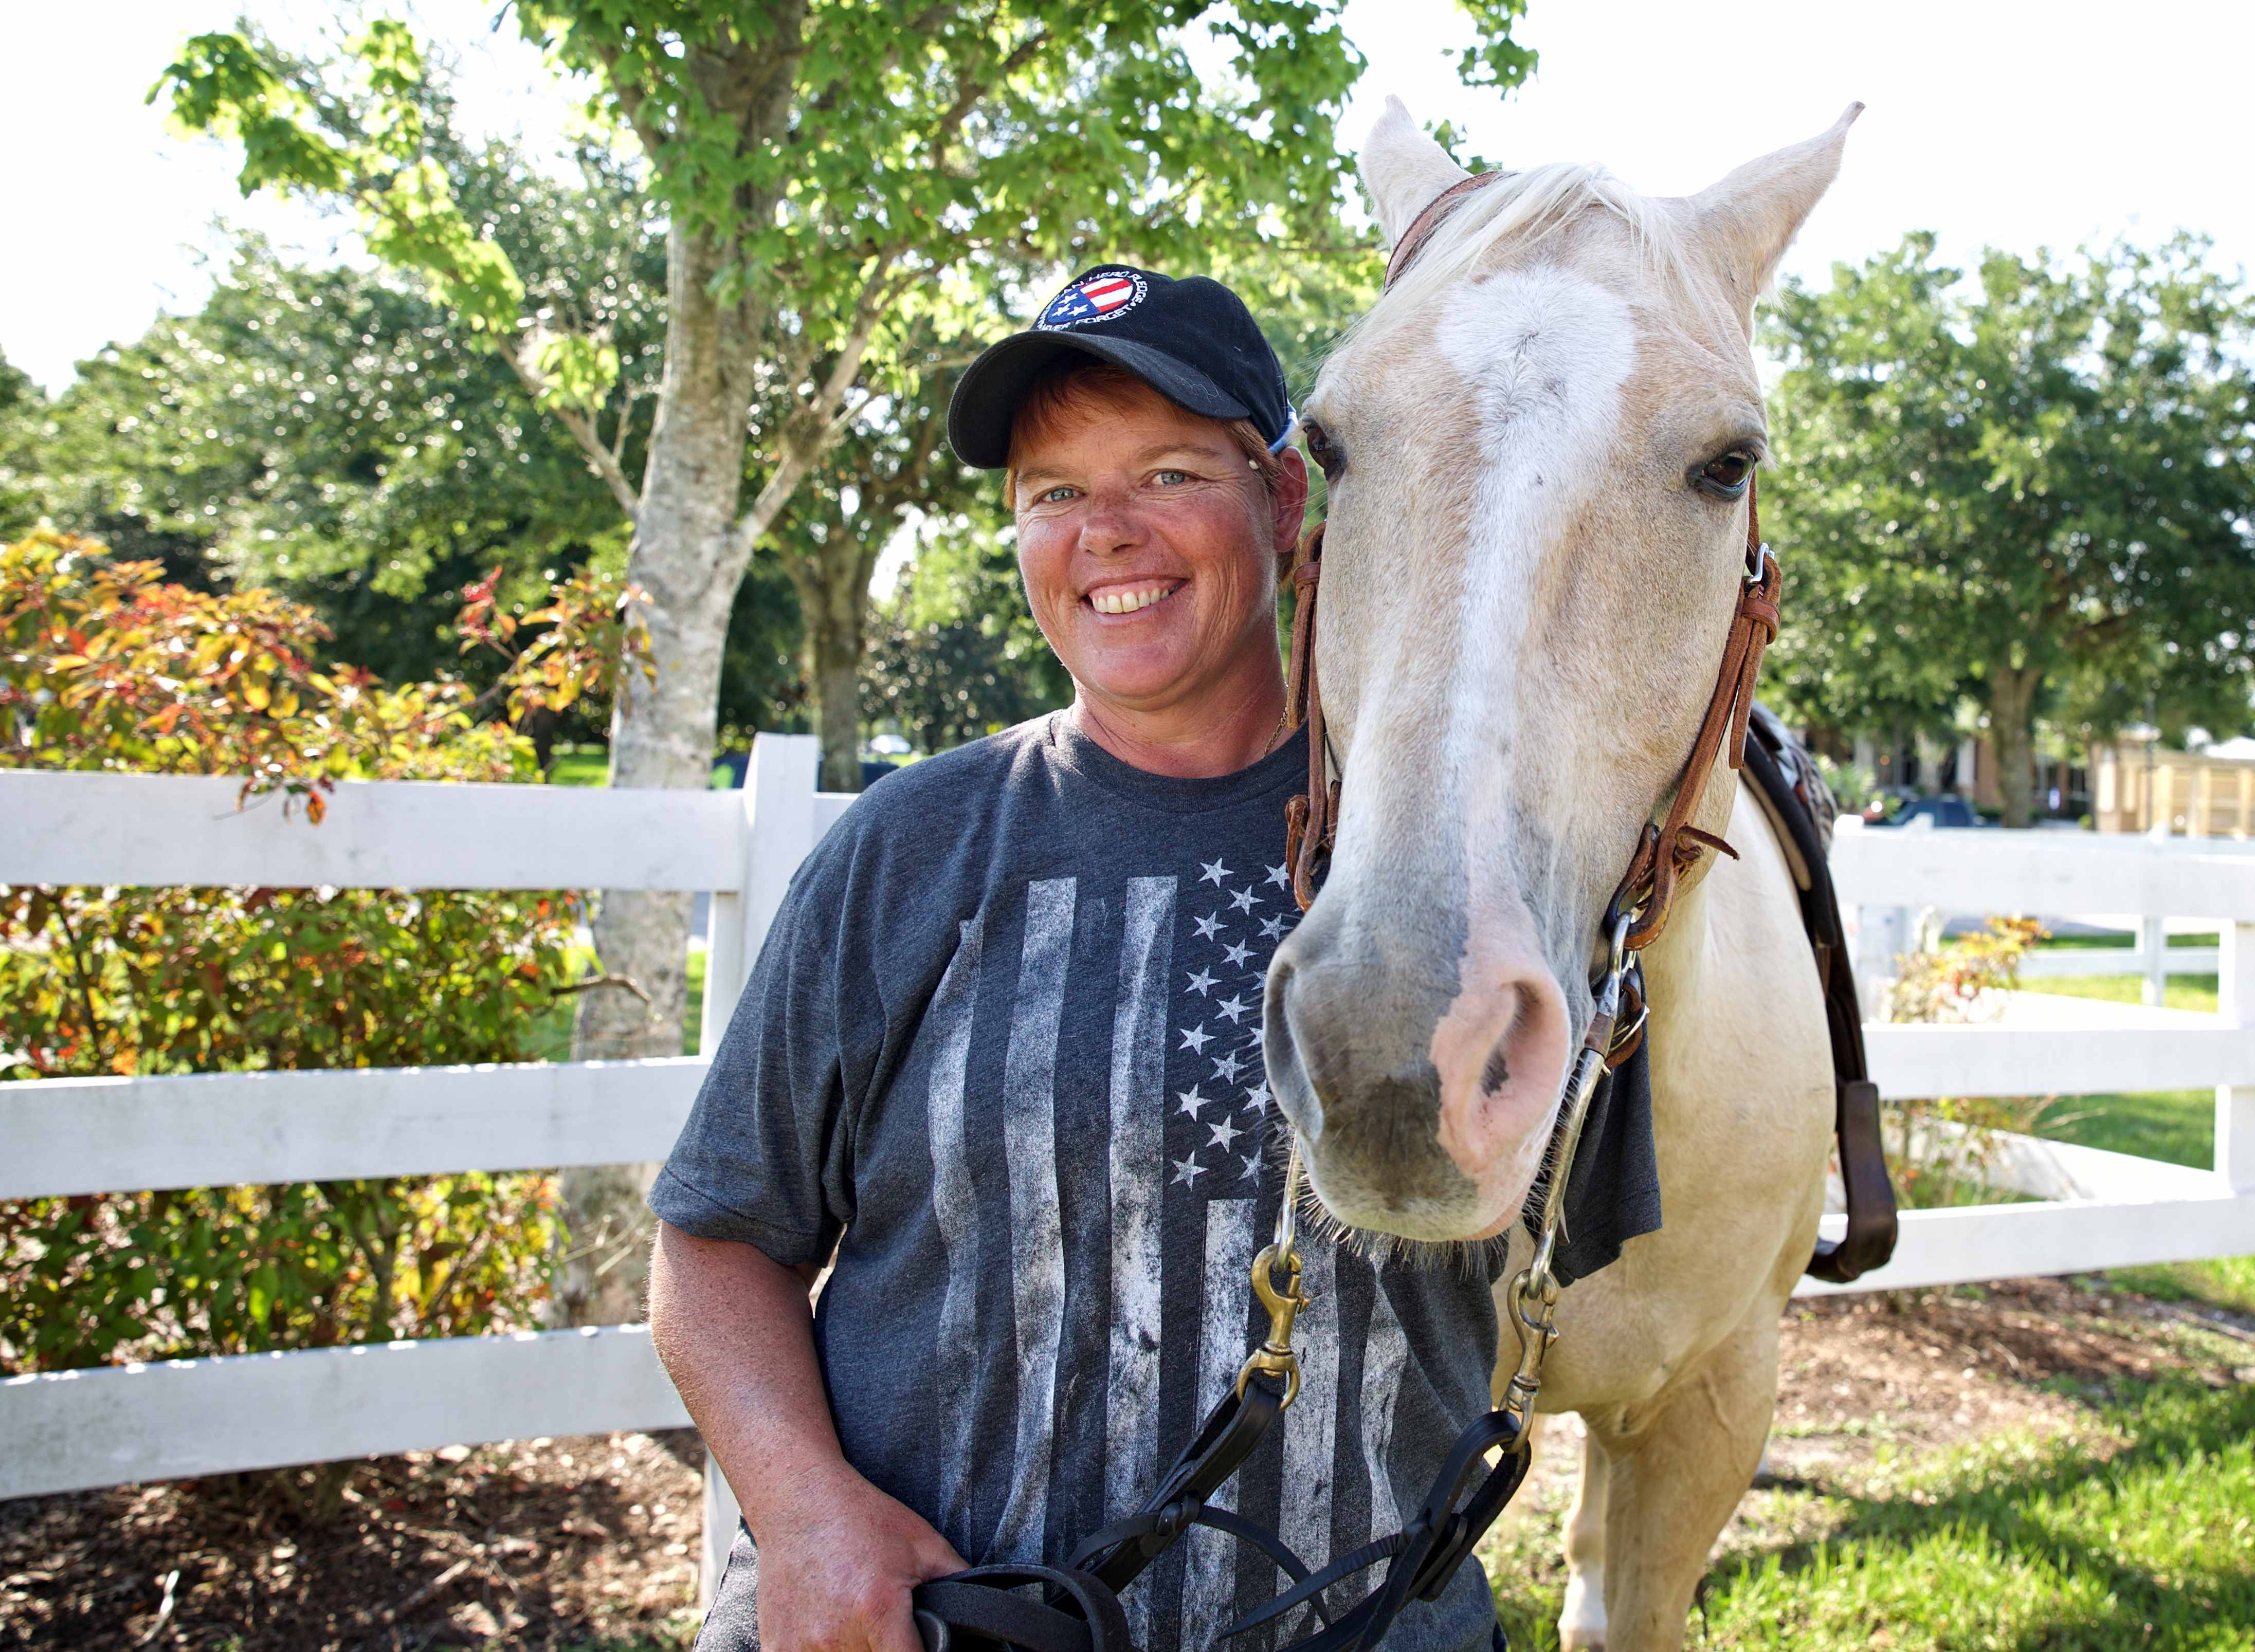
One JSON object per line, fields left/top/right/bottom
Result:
{"left": 647, "top": 266, "right": 1504, "bottom": 1652}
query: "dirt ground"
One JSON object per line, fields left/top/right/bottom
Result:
{"left": 7, "top": 1276, "right": 2254, "bottom": 1652}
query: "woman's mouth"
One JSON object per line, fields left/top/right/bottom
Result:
{"left": 1085, "top": 580, "right": 1184, "bottom": 616}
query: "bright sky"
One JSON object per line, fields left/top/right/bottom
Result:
{"left": 6, "top": 0, "right": 2250, "bottom": 394}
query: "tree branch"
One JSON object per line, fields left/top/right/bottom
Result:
{"left": 930, "top": 25, "right": 1049, "bottom": 156}
{"left": 504, "top": 341, "right": 642, "bottom": 521}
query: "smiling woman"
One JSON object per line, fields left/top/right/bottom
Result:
{"left": 643, "top": 262, "right": 1520, "bottom": 1652}
{"left": 1005, "top": 361, "right": 1306, "bottom": 777}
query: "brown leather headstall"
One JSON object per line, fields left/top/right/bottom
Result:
{"left": 1607, "top": 482, "right": 1780, "bottom": 952}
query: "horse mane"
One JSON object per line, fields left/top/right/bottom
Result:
{"left": 1370, "top": 160, "right": 1699, "bottom": 320}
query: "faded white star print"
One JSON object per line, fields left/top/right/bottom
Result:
{"left": 1179, "top": 1024, "right": 1213, "bottom": 1054}
{"left": 1199, "top": 859, "right": 1231, "bottom": 887}
{"left": 1185, "top": 967, "right": 1219, "bottom": 996}
{"left": 1177, "top": 1086, "right": 1211, "bottom": 1119}
{"left": 1260, "top": 913, "right": 1289, "bottom": 941}
{"left": 1171, "top": 1153, "right": 1206, "bottom": 1187}
{"left": 1215, "top": 995, "right": 1251, "bottom": 1025}
{"left": 1265, "top": 862, "right": 1290, "bottom": 891}
{"left": 1222, "top": 940, "right": 1254, "bottom": 967}
{"left": 1208, "top": 1116, "right": 1243, "bottom": 1151}
{"left": 1228, "top": 887, "right": 1259, "bottom": 914}
{"left": 1194, "top": 913, "right": 1224, "bottom": 941}
{"left": 1211, "top": 1049, "right": 1247, "bottom": 1084}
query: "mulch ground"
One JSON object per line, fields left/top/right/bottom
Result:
{"left": 1, "top": 1429, "right": 706, "bottom": 1651}
{"left": 9, "top": 1275, "right": 2255, "bottom": 1651}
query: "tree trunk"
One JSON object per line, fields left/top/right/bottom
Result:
{"left": 789, "top": 538, "right": 883, "bottom": 792}
{"left": 1988, "top": 664, "right": 2042, "bottom": 829}
{"left": 557, "top": 214, "right": 763, "bottom": 1327}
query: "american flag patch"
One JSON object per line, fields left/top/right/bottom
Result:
{"left": 1039, "top": 269, "right": 1147, "bottom": 328}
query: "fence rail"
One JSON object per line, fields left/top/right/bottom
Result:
{"left": 6, "top": 748, "right": 2253, "bottom": 1599}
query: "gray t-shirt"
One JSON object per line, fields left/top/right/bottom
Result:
{"left": 652, "top": 713, "right": 1504, "bottom": 1652}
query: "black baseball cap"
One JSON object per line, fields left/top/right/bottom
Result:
{"left": 947, "top": 265, "right": 1295, "bottom": 470}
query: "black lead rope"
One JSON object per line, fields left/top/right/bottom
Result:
{"left": 911, "top": 1380, "right": 1531, "bottom": 1652}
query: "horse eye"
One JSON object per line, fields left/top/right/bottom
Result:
{"left": 1302, "top": 419, "right": 1345, "bottom": 482}
{"left": 1693, "top": 450, "right": 1755, "bottom": 499}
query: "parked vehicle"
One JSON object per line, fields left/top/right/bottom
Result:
{"left": 1875, "top": 793, "right": 1983, "bottom": 828}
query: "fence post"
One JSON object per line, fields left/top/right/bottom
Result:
{"left": 2221, "top": 919, "right": 2255, "bottom": 1193}
{"left": 697, "top": 731, "right": 820, "bottom": 1609}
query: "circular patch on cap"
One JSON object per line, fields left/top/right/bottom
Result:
{"left": 1036, "top": 269, "right": 1148, "bottom": 329}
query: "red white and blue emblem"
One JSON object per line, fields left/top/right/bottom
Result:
{"left": 1038, "top": 268, "right": 1147, "bottom": 329}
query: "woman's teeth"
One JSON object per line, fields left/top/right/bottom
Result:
{"left": 1090, "top": 583, "right": 1177, "bottom": 615}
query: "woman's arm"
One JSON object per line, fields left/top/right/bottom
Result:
{"left": 648, "top": 1221, "right": 965, "bottom": 1652}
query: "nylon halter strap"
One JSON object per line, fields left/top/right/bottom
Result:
{"left": 1285, "top": 168, "right": 1785, "bottom": 968}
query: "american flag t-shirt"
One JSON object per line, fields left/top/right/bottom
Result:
{"left": 653, "top": 715, "right": 1504, "bottom": 1652}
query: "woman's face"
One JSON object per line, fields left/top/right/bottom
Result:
{"left": 1012, "top": 379, "right": 1303, "bottom": 719}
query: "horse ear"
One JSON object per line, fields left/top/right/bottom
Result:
{"left": 1360, "top": 96, "right": 1472, "bottom": 249}
{"left": 1690, "top": 102, "right": 1863, "bottom": 305}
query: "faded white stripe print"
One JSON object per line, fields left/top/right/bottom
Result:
{"left": 1106, "top": 875, "right": 1176, "bottom": 1645}
{"left": 1179, "top": 1196, "right": 1260, "bottom": 1641}
{"left": 991, "top": 878, "right": 1076, "bottom": 1559}
{"left": 923, "top": 914, "right": 987, "bottom": 1548}
{"left": 1359, "top": 1286, "right": 1410, "bottom": 1542}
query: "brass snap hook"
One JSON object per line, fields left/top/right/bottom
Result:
{"left": 1235, "top": 1242, "right": 1309, "bottom": 1408}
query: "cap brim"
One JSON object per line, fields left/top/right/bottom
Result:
{"left": 946, "top": 331, "right": 1254, "bottom": 470}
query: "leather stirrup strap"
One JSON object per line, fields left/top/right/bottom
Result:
{"left": 1739, "top": 717, "right": 1901, "bottom": 1282}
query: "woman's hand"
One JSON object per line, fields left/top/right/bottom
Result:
{"left": 756, "top": 1464, "right": 967, "bottom": 1652}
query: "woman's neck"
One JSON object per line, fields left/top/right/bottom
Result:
{"left": 1070, "top": 664, "right": 1288, "bottom": 779}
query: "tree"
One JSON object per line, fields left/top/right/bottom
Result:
{"left": 1765, "top": 233, "right": 2255, "bottom": 825}
{"left": 160, "top": 2, "right": 1535, "bottom": 1316}
{"left": 0, "top": 353, "right": 49, "bottom": 540}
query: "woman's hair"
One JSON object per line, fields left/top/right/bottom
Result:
{"left": 1002, "top": 359, "right": 1286, "bottom": 513}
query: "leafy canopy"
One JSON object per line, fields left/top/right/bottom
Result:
{"left": 1763, "top": 232, "right": 2255, "bottom": 747}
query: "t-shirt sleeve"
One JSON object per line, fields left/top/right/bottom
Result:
{"left": 647, "top": 828, "right": 882, "bottom": 1266}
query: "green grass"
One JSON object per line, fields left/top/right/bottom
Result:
{"left": 2030, "top": 930, "right": 2219, "bottom": 951}
{"left": 543, "top": 745, "right": 744, "bottom": 790}
{"left": 2105, "top": 1254, "right": 2255, "bottom": 1316}
{"left": 546, "top": 748, "right": 613, "bottom": 787}
{"left": 2021, "top": 972, "right": 2221, "bottom": 1014}
{"left": 2032, "top": 1089, "right": 2214, "bottom": 1168}
{"left": 1487, "top": 1378, "right": 2255, "bottom": 1650}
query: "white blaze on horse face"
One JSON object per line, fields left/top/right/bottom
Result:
{"left": 1424, "top": 266, "right": 1638, "bottom": 1207}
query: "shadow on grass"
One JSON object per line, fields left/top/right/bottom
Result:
{"left": 1698, "top": 1376, "right": 2255, "bottom": 1648}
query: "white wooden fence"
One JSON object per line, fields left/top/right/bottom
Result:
{"left": 5, "top": 741, "right": 2253, "bottom": 1593}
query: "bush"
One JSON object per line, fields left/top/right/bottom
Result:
{"left": 1882, "top": 917, "right": 2060, "bottom": 1207}
{"left": 0, "top": 530, "right": 638, "bottom": 1372}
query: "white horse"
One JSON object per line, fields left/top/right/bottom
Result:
{"left": 1265, "top": 102, "right": 1861, "bottom": 1649}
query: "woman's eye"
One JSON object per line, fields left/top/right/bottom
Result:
{"left": 1303, "top": 419, "right": 1344, "bottom": 482}
{"left": 1037, "top": 485, "right": 1078, "bottom": 505}
{"left": 1693, "top": 450, "right": 1755, "bottom": 499}
{"left": 1153, "top": 469, "right": 1191, "bottom": 486}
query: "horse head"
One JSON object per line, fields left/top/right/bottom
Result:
{"left": 1265, "top": 99, "right": 1860, "bottom": 1242}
